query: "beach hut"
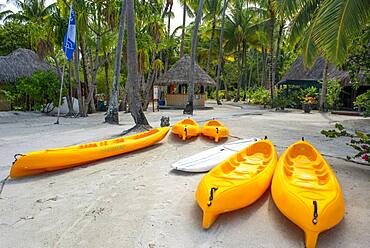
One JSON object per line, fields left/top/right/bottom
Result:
{"left": 156, "top": 55, "right": 216, "bottom": 108}
{"left": 0, "top": 49, "right": 55, "bottom": 111}
{"left": 278, "top": 56, "right": 369, "bottom": 109}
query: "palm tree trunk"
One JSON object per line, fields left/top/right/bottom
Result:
{"left": 126, "top": 0, "right": 149, "bottom": 126}
{"left": 268, "top": 0, "right": 276, "bottom": 105}
{"left": 275, "top": 21, "right": 284, "bottom": 82}
{"left": 184, "top": 0, "right": 204, "bottom": 115}
{"left": 180, "top": 0, "right": 186, "bottom": 57}
{"left": 66, "top": 61, "right": 75, "bottom": 115}
{"left": 216, "top": 0, "right": 228, "bottom": 105}
{"left": 320, "top": 60, "right": 329, "bottom": 111}
{"left": 105, "top": 0, "right": 127, "bottom": 124}
{"left": 104, "top": 51, "right": 110, "bottom": 104}
{"left": 261, "top": 46, "right": 266, "bottom": 87}
{"left": 235, "top": 43, "right": 242, "bottom": 102}
{"left": 144, "top": 42, "right": 159, "bottom": 109}
{"left": 206, "top": 17, "right": 216, "bottom": 73}
{"left": 73, "top": 48, "right": 85, "bottom": 116}
{"left": 242, "top": 43, "right": 247, "bottom": 101}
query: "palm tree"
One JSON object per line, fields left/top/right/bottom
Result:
{"left": 203, "top": 0, "right": 221, "bottom": 73}
{"left": 215, "top": 0, "right": 228, "bottom": 105}
{"left": 184, "top": 0, "right": 205, "bottom": 114}
{"left": 179, "top": 0, "right": 194, "bottom": 57}
{"left": 105, "top": 0, "right": 127, "bottom": 124}
{"left": 125, "top": 0, "right": 149, "bottom": 127}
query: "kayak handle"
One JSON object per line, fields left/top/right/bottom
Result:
{"left": 12, "top": 153, "right": 25, "bottom": 165}
{"left": 312, "top": 200, "right": 318, "bottom": 224}
{"left": 216, "top": 127, "right": 219, "bottom": 134}
{"left": 207, "top": 187, "right": 218, "bottom": 207}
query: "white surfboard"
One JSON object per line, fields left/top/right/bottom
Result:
{"left": 171, "top": 138, "right": 259, "bottom": 172}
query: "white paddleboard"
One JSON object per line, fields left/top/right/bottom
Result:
{"left": 171, "top": 138, "right": 259, "bottom": 172}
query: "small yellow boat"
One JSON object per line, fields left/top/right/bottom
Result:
{"left": 196, "top": 139, "right": 278, "bottom": 228}
{"left": 171, "top": 118, "right": 201, "bottom": 140}
{"left": 271, "top": 140, "right": 345, "bottom": 248}
{"left": 10, "top": 127, "right": 170, "bottom": 178}
{"left": 201, "top": 119, "right": 229, "bottom": 142}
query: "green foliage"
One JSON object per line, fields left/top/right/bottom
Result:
{"left": 326, "top": 79, "right": 342, "bottom": 110}
{"left": 3, "top": 71, "right": 61, "bottom": 112}
{"left": 321, "top": 123, "right": 369, "bottom": 164}
{"left": 273, "top": 89, "right": 293, "bottom": 110}
{"left": 354, "top": 90, "right": 370, "bottom": 117}
{"left": 0, "top": 22, "right": 31, "bottom": 56}
{"left": 246, "top": 87, "right": 271, "bottom": 106}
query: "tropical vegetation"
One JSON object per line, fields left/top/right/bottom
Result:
{"left": 0, "top": 0, "right": 369, "bottom": 125}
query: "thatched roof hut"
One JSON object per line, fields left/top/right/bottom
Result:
{"left": 156, "top": 55, "right": 216, "bottom": 86}
{"left": 281, "top": 56, "right": 350, "bottom": 85}
{"left": 0, "top": 48, "right": 55, "bottom": 84}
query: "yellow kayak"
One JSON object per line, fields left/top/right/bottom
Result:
{"left": 271, "top": 140, "right": 345, "bottom": 248}
{"left": 171, "top": 118, "right": 201, "bottom": 140}
{"left": 201, "top": 119, "right": 229, "bottom": 142}
{"left": 10, "top": 127, "right": 170, "bottom": 178}
{"left": 196, "top": 139, "right": 278, "bottom": 228}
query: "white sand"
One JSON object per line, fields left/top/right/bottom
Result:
{"left": 0, "top": 102, "right": 369, "bottom": 247}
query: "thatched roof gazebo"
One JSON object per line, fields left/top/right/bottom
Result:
{"left": 279, "top": 56, "right": 350, "bottom": 86}
{"left": 156, "top": 55, "right": 216, "bottom": 86}
{"left": 155, "top": 55, "right": 215, "bottom": 108}
{"left": 0, "top": 48, "right": 55, "bottom": 84}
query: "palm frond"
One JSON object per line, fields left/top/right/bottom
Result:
{"left": 312, "top": 0, "right": 370, "bottom": 64}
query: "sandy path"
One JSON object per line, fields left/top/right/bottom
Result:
{"left": 0, "top": 103, "right": 369, "bottom": 247}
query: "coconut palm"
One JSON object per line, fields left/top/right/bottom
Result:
{"left": 125, "top": 0, "right": 149, "bottom": 127}
{"left": 215, "top": 0, "right": 228, "bottom": 105}
{"left": 184, "top": 0, "right": 205, "bottom": 114}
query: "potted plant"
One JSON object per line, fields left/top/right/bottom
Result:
{"left": 302, "top": 96, "right": 317, "bottom": 113}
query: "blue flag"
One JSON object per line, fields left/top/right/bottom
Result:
{"left": 63, "top": 6, "right": 76, "bottom": 61}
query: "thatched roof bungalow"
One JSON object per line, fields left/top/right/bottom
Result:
{"left": 0, "top": 49, "right": 55, "bottom": 111}
{"left": 156, "top": 55, "right": 215, "bottom": 108}
{"left": 0, "top": 48, "right": 55, "bottom": 84}
{"left": 279, "top": 55, "right": 350, "bottom": 86}
{"left": 279, "top": 55, "right": 369, "bottom": 109}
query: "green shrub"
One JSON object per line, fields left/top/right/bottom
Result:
{"left": 3, "top": 70, "right": 61, "bottom": 111}
{"left": 326, "top": 80, "right": 342, "bottom": 110}
{"left": 273, "top": 89, "right": 292, "bottom": 109}
{"left": 246, "top": 87, "right": 271, "bottom": 105}
{"left": 354, "top": 90, "right": 370, "bottom": 117}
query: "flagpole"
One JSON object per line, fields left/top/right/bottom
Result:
{"left": 55, "top": 63, "right": 66, "bottom": 124}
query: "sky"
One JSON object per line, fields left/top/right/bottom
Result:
{"left": 0, "top": 0, "right": 192, "bottom": 33}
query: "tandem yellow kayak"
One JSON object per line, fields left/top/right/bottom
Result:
{"left": 271, "top": 140, "right": 345, "bottom": 248}
{"left": 201, "top": 119, "right": 229, "bottom": 142}
{"left": 171, "top": 118, "right": 201, "bottom": 140}
{"left": 10, "top": 127, "right": 170, "bottom": 178}
{"left": 196, "top": 139, "right": 278, "bottom": 228}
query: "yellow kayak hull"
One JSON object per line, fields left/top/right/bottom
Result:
{"left": 271, "top": 140, "right": 345, "bottom": 248}
{"left": 196, "top": 139, "right": 278, "bottom": 228}
{"left": 10, "top": 127, "right": 170, "bottom": 178}
{"left": 171, "top": 118, "right": 201, "bottom": 140}
{"left": 201, "top": 120, "right": 229, "bottom": 142}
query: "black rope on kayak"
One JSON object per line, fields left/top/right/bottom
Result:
{"left": 302, "top": 137, "right": 305, "bottom": 141}
{"left": 216, "top": 127, "right": 219, "bottom": 134}
{"left": 12, "top": 154, "right": 25, "bottom": 165}
{"left": 264, "top": 136, "right": 268, "bottom": 140}
{"left": 207, "top": 187, "right": 218, "bottom": 207}
{"left": 312, "top": 200, "right": 318, "bottom": 224}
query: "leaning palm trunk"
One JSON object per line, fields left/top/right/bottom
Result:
{"left": 275, "top": 21, "right": 284, "bottom": 82}
{"left": 184, "top": 0, "right": 204, "bottom": 115}
{"left": 216, "top": 0, "right": 228, "bottom": 105}
{"left": 104, "top": 51, "right": 110, "bottom": 104}
{"left": 66, "top": 61, "right": 75, "bottom": 115}
{"left": 235, "top": 44, "right": 242, "bottom": 102}
{"left": 125, "top": 0, "right": 149, "bottom": 127}
{"left": 105, "top": 0, "right": 127, "bottom": 124}
{"left": 319, "top": 60, "right": 329, "bottom": 111}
